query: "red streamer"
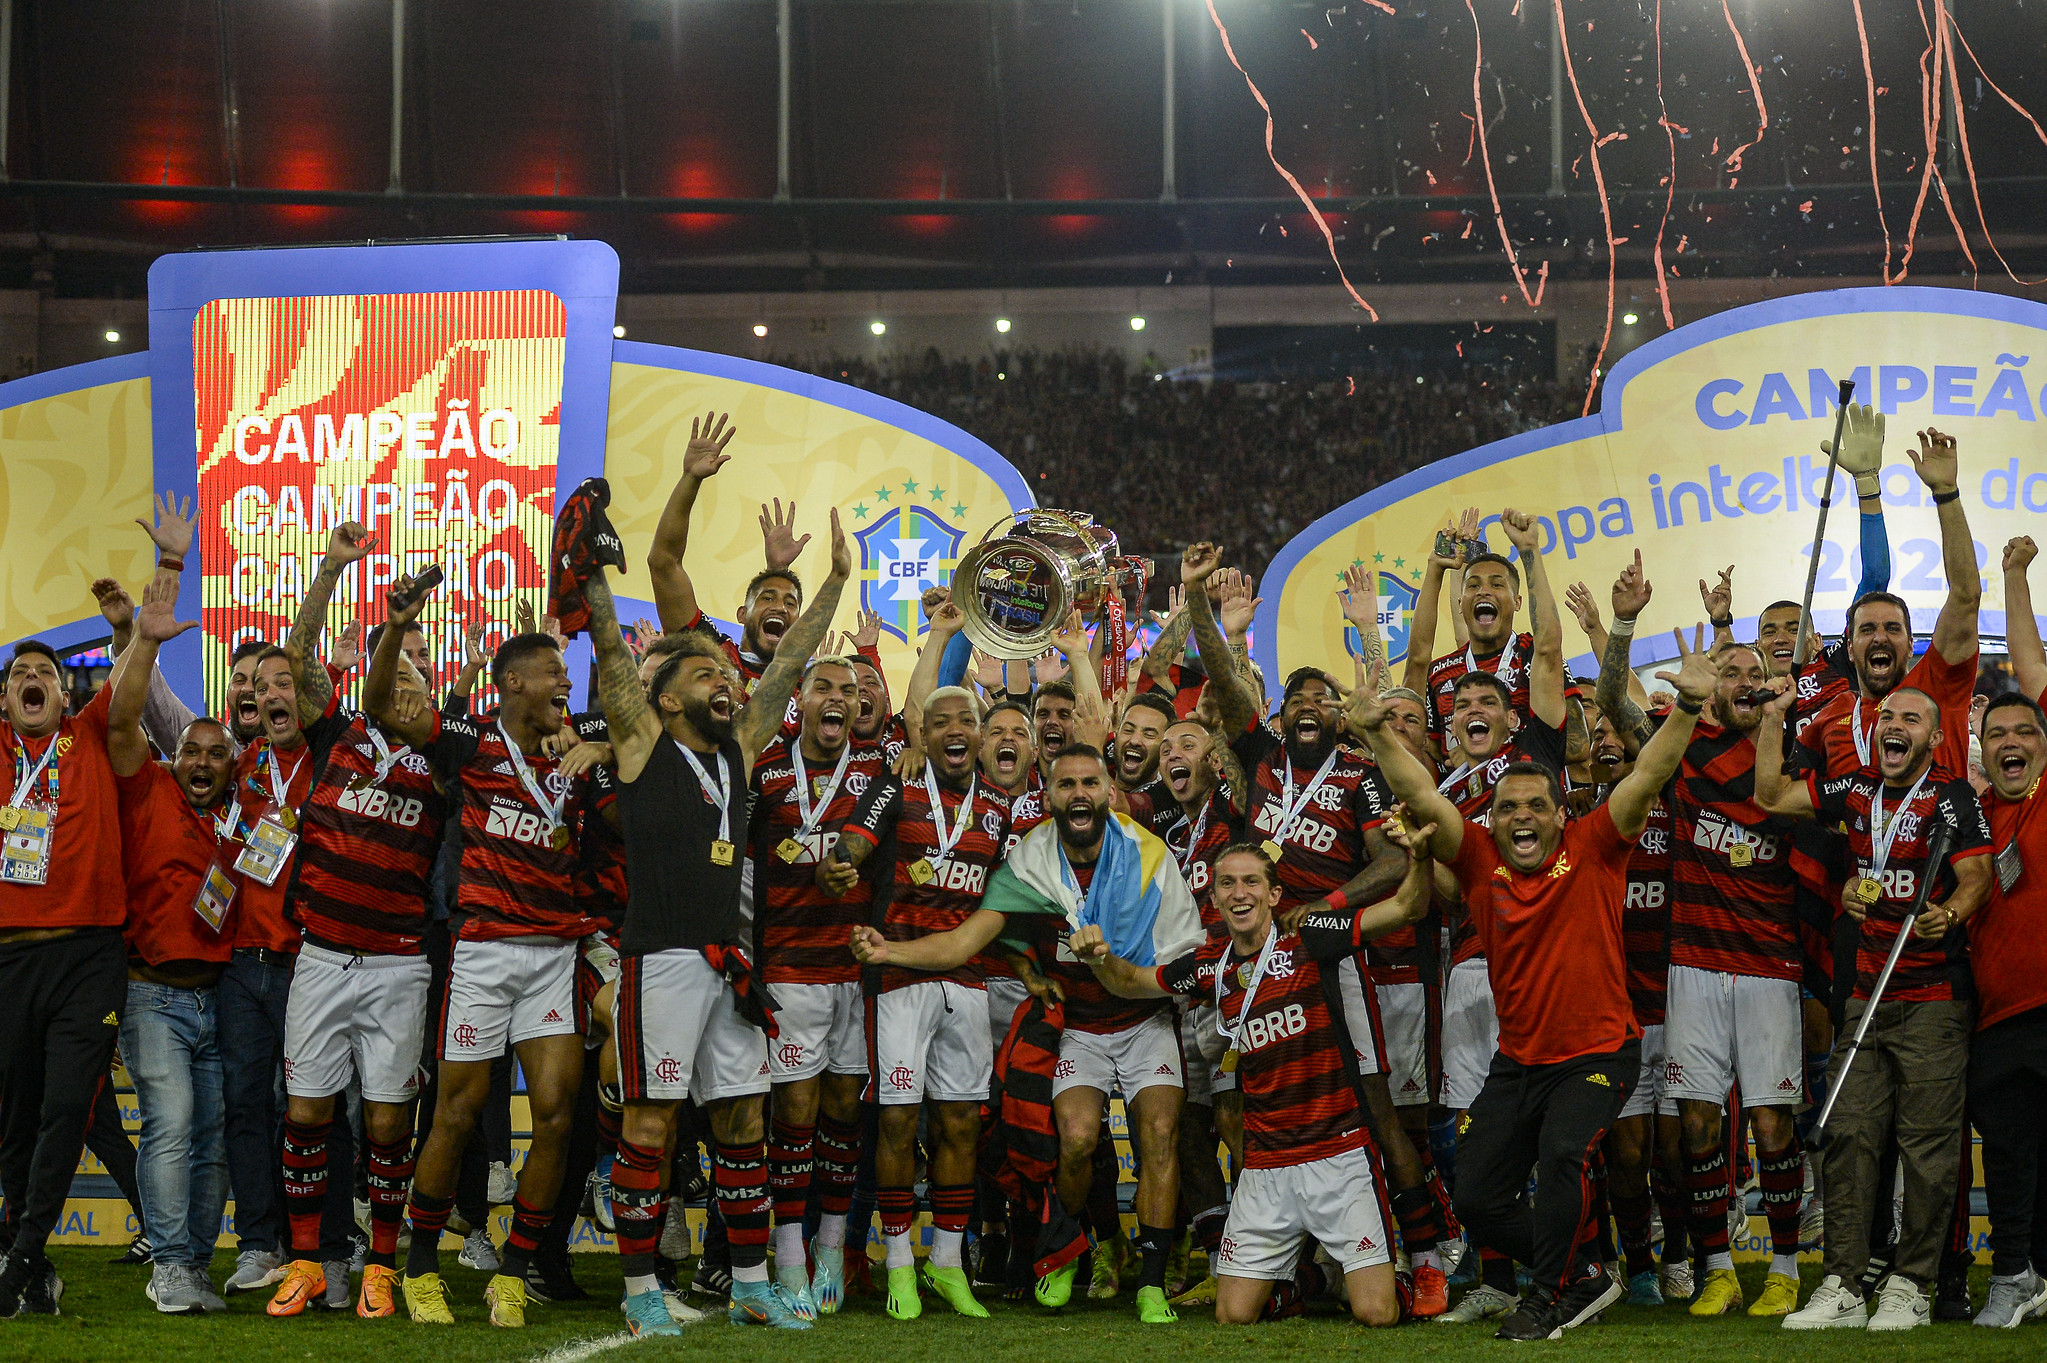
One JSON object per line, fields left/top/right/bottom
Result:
{"left": 1649, "top": 0, "right": 1677, "bottom": 328}
{"left": 1848, "top": 0, "right": 1899, "bottom": 282}
{"left": 1550, "top": 0, "right": 1617, "bottom": 413}
{"left": 1717, "top": 0, "right": 1770, "bottom": 181}
{"left": 1465, "top": 0, "right": 1547, "bottom": 309}
{"left": 1945, "top": 18, "right": 2047, "bottom": 285}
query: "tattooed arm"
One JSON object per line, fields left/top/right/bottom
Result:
{"left": 1141, "top": 588, "right": 1193, "bottom": 686}
{"left": 585, "top": 568, "right": 664, "bottom": 782}
{"left": 1182, "top": 544, "right": 1255, "bottom": 737}
{"left": 286, "top": 521, "right": 375, "bottom": 726}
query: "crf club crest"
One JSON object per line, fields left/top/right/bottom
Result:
{"left": 886, "top": 1062, "right": 916, "bottom": 1091}
{"left": 777, "top": 1041, "right": 805, "bottom": 1069}
{"left": 857, "top": 505, "right": 965, "bottom": 644}
{"left": 653, "top": 1055, "right": 684, "bottom": 1085}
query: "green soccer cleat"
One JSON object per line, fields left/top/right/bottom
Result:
{"left": 885, "top": 1264, "right": 923, "bottom": 1320}
{"left": 1136, "top": 1285, "right": 1178, "bottom": 1323}
{"left": 923, "top": 1264, "right": 991, "bottom": 1319}
{"left": 1036, "top": 1257, "right": 1079, "bottom": 1309}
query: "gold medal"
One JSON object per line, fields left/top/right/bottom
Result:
{"left": 548, "top": 824, "right": 571, "bottom": 851}
{"left": 1218, "top": 1048, "right": 1238, "bottom": 1074}
{"left": 909, "top": 858, "right": 936, "bottom": 885}
{"left": 277, "top": 807, "right": 298, "bottom": 832}
{"left": 0, "top": 807, "right": 19, "bottom": 831}
{"left": 776, "top": 838, "right": 804, "bottom": 864}
{"left": 710, "top": 839, "right": 735, "bottom": 866}
{"left": 1853, "top": 876, "right": 1883, "bottom": 905}
{"left": 1728, "top": 841, "right": 1752, "bottom": 868}
{"left": 1260, "top": 839, "right": 1285, "bottom": 864}
{"left": 1238, "top": 962, "right": 1256, "bottom": 986}
{"left": 346, "top": 773, "right": 373, "bottom": 793}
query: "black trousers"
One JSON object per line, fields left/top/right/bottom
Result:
{"left": 84, "top": 1075, "right": 144, "bottom": 1231}
{"left": 0, "top": 929, "right": 128, "bottom": 1262}
{"left": 1454, "top": 1038, "right": 1639, "bottom": 1298}
{"left": 1970, "top": 1003, "right": 2047, "bottom": 1277}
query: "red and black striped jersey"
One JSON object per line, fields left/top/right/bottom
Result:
{"left": 567, "top": 712, "right": 625, "bottom": 940}
{"left": 749, "top": 734, "right": 886, "bottom": 986}
{"left": 1809, "top": 764, "right": 1991, "bottom": 1002}
{"left": 1441, "top": 717, "right": 1569, "bottom": 965}
{"left": 841, "top": 771, "right": 1010, "bottom": 993}
{"left": 1038, "top": 862, "right": 1173, "bottom": 1034}
{"left": 1145, "top": 784, "right": 1242, "bottom": 927}
{"left": 430, "top": 712, "right": 604, "bottom": 942}
{"left": 1789, "top": 649, "right": 1855, "bottom": 745}
{"left": 1667, "top": 725, "right": 1801, "bottom": 981}
{"left": 285, "top": 709, "right": 446, "bottom": 956}
{"left": 1230, "top": 728, "right": 1391, "bottom": 912}
{"left": 1623, "top": 801, "right": 1673, "bottom": 1025}
{"left": 1793, "top": 647, "right": 1977, "bottom": 783}
{"left": 228, "top": 736, "right": 319, "bottom": 954}
{"left": 1426, "top": 632, "right": 1536, "bottom": 739}
{"left": 982, "top": 779, "right": 1048, "bottom": 980}
{"left": 1134, "top": 660, "right": 1207, "bottom": 719}
{"left": 1158, "top": 927, "right": 1370, "bottom": 1168}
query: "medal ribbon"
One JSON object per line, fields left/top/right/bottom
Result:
{"left": 1463, "top": 636, "right": 1525, "bottom": 690}
{"left": 921, "top": 765, "right": 978, "bottom": 866}
{"left": 263, "top": 744, "right": 306, "bottom": 816}
{"left": 366, "top": 725, "right": 413, "bottom": 787}
{"left": 499, "top": 722, "right": 565, "bottom": 832}
{"left": 792, "top": 741, "right": 853, "bottom": 839}
{"left": 1169, "top": 797, "right": 1212, "bottom": 875}
{"left": 1271, "top": 748, "right": 1340, "bottom": 849}
{"left": 1867, "top": 768, "right": 1932, "bottom": 882}
{"left": 675, "top": 739, "right": 732, "bottom": 846}
{"left": 1215, "top": 925, "right": 1280, "bottom": 1048}
{"left": 8, "top": 736, "right": 59, "bottom": 810}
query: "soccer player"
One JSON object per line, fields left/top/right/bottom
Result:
{"left": 1402, "top": 514, "right": 1539, "bottom": 739}
{"left": 370, "top": 583, "right": 605, "bottom": 1328}
{"left": 748, "top": 654, "right": 886, "bottom": 1314}
{"left": 1758, "top": 683, "right": 1991, "bottom": 1332}
{"left": 587, "top": 507, "right": 849, "bottom": 1337}
{"left": 1072, "top": 833, "right": 1443, "bottom": 1326}
{"left": 1113, "top": 692, "right": 1176, "bottom": 811}
{"left": 820, "top": 686, "right": 1012, "bottom": 1321}
{"left": 1598, "top": 555, "right": 1808, "bottom": 1318}
{"left": 1353, "top": 617, "right": 1717, "bottom": 1341}
{"left": 262, "top": 524, "right": 452, "bottom": 1321}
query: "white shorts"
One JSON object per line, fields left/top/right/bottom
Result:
{"left": 284, "top": 945, "right": 430, "bottom": 1104}
{"left": 441, "top": 935, "right": 581, "bottom": 1061}
{"left": 613, "top": 948, "right": 772, "bottom": 1103}
{"left": 1182, "top": 1001, "right": 1237, "bottom": 1105}
{"left": 986, "top": 976, "right": 1030, "bottom": 1054}
{"left": 870, "top": 980, "right": 992, "bottom": 1106}
{"left": 1663, "top": 965, "right": 1802, "bottom": 1109}
{"left": 1053, "top": 1010, "right": 1183, "bottom": 1100}
{"left": 1335, "top": 956, "right": 1391, "bottom": 1081}
{"left": 1440, "top": 958, "right": 1498, "bottom": 1111}
{"left": 1373, "top": 980, "right": 1433, "bottom": 1108}
{"left": 1215, "top": 1145, "right": 1393, "bottom": 1281}
{"left": 764, "top": 981, "right": 868, "bottom": 1083}
{"left": 1619, "top": 1022, "right": 1678, "bottom": 1120}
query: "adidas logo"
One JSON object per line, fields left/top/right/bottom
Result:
{"left": 1399, "top": 1078, "right": 1422, "bottom": 1092}
{"left": 355, "top": 743, "right": 375, "bottom": 758}
{"left": 102, "top": 1011, "right": 118, "bottom": 1026}
{"left": 1777, "top": 1077, "right": 1797, "bottom": 1092}
{"left": 1355, "top": 1234, "right": 1377, "bottom": 1252}
{"left": 493, "top": 761, "right": 516, "bottom": 775}
{"left": 542, "top": 1008, "right": 564, "bottom": 1023}
{"left": 1586, "top": 1072, "right": 1611, "bottom": 1087}
{"left": 1154, "top": 1063, "right": 1174, "bottom": 1075}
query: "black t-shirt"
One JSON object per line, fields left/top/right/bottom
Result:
{"left": 616, "top": 735, "right": 751, "bottom": 956}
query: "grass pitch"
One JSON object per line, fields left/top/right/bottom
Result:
{"left": 10, "top": 1252, "right": 2046, "bottom": 1363}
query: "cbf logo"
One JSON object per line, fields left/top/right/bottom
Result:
{"left": 1343, "top": 571, "right": 1420, "bottom": 664}
{"left": 857, "top": 506, "right": 963, "bottom": 644}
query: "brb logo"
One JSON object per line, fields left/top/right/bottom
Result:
{"left": 486, "top": 797, "right": 555, "bottom": 847}
{"left": 337, "top": 784, "right": 426, "bottom": 828}
{"left": 857, "top": 505, "right": 964, "bottom": 644}
{"left": 1237, "top": 1003, "right": 1308, "bottom": 1053}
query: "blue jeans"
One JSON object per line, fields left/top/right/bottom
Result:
{"left": 119, "top": 980, "right": 227, "bottom": 1267}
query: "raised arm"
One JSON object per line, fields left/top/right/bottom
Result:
{"left": 905, "top": 598, "right": 965, "bottom": 721}
{"left": 364, "top": 575, "right": 440, "bottom": 748}
{"left": 1699, "top": 565, "right": 1735, "bottom": 649}
{"left": 1752, "top": 681, "right": 1818, "bottom": 819}
{"left": 1500, "top": 508, "right": 1565, "bottom": 730}
{"left": 647, "top": 411, "right": 736, "bottom": 632}
{"left": 286, "top": 522, "right": 375, "bottom": 725}
{"left": 448, "top": 619, "right": 487, "bottom": 704}
{"left": 1140, "top": 587, "right": 1193, "bottom": 686}
{"left": 849, "top": 909, "right": 1010, "bottom": 972}
{"left": 585, "top": 568, "right": 664, "bottom": 781}
{"left": 2003, "top": 537, "right": 2046, "bottom": 700}
{"left": 1910, "top": 427, "right": 1981, "bottom": 665}
{"left": 1346, "top": 666, "right": 1464, "bottom": 862}
{"left": 1182, "top": 544, "right": 1256, "bottom": 737}
{"left": 1064, "top": 923, "right": 1174, "bottom": 999}
{"left": 1401, "top": 538, "right": 1457, "bottom": 695}
{"left": 1051, "top": 609, "right": 1108, "bottom": 724}
{"left": 1824, "top": 401, "right": 1893, "bottom": 597}
{"left": 1596, "top": 550, "right": 1657, "bottom": 757}
{"left": 108, "top": 569, "right": 197, "bottom": 777}
{"left": 1608, "top": 625, "right": 1713, "bottom": 838}
{"left": 736, "top": 508, "right": 850, "bottom": 768}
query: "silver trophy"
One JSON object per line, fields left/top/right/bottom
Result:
{"left": 952, "top": 509, "right": 1141, "bottom": 660}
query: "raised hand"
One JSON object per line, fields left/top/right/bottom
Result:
{"left": 1218, "top": 571, "right": 1261, "bottom": 638}
{"left": 1563, "top": 580, "right": 1602, "bottom": 636}
{"left": 390, "top": 690, "right": 430, "bottom": 730}
{"left": 1699, "top": 565, "right": 1734, "bottom": 623}
{"left": 684, "top": 410, "right": 736, "bottom": 481}
{"left": 973, "top": 650, "right": 1005, "bottom": 691}
{"left": 465, "top": 619, "right": 488, "bottom": 666}
{"left": 330, "top": 620, "right": 364, "bottom": 672}
{"left": 323, "top": 520, "right": 377, "bottom": 566}
{"left": 388, "top": 574, "right": 431, "bottom": 629}
{"left": 927, "top": 599, "right": 965, "bottom": 639}
{"left": 1499, "top": 507, "right": 1541, "bottom": 556}
{"left": 759, "top": 497, "right": 812, "bottom": 574}
{"left": 1757, "top": 674, "right": 1796, "bottom": 721}
{"left": 1822, "top": 402, "right": 1885, "bottom": 477}
{"left": 1161, "top": 585, "right": 1186, "bottom": 626}
{"left": 1033, "top": 646, "right": 1069, "bottom": 685}
{"left": 135, "top": 569, "right": 199, "bottom": 644}
{"left": 2005, "top": 536, "right": 2038, "bottom": 574}
{"left": 540, "top": 614, "right": 569, "bottom": 651}
{"left": 515, "top": 598, "right": 537, "bottom": 636}
{"left": 1048, "top": 609, "right": 1090, "bottom": 660}
{"left": 92, "top": 578, "right": 135, "bottom": 633}
{"left": 1340, "top": 564, "right": 1378, "bottom": 630}
{"left": 1344, "top": 657, "right": 1392, "bottom": 733}
{"left": 1612, "top": 548, "right": 1652, "bottom": 621}
{"left": 1909, "top": 427, "right": 1960, "bottom": 494}
{"left": 1651, "top": 624, "right": 1716, "bottom": 705}
{"left": 1181, "top": 541, "right": 1223, "bottom": 587}
{"left": 921, "top": 584, "right": 952, "bottom": 620}
{"left": 137, "top": 491, "right": 200, "bottom": 560}
{"left": 827, "top": 507, "right": 851, "bottom": 580}
{"left": 850, "top": 608, "right": 883, "bottom": 651}
{"left": 558, "top": 741, "right": 615, "bottom": 781}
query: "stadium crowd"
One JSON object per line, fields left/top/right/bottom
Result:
{"left": 2, "top": 397, "right": 2046, "bottom": 1348}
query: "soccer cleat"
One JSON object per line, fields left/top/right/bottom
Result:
{"left": 924, "top": 1263, "right": 990, "bottom": 1318}
{"left": 458, "top": 1227, "right": 499, "bottom": 1273}
{"left": 1438, "top": 1282, "right": 1518, "bottom": 1324}
{"left": 17, "top": 1257, "right": 60, "bottom": 1316}
{"left": 658, "top": 1195, "right": 694, "bottom": 1262}
{"left": 622, "top": 1285, "right": 682, "bottom": 1337}
{"left": 265, "top": 1259, "right": 327, "bottom": 1317}
{"left": 1089, "top": 1239, "right": 1121, "bottom": 1299}
{"left": 1135, "top": 1284, "right": 1177, "bottom": 1324}
{"left": 1036, "top": 1257, "right": 1079, "bottom": 1309}
{"left": 1494, "top": 1296, "right": 1560, "bottom": 1341}
{"left": 810, "top": 1244, "right": 846, "bottom": 1315}
{"left": 1688, "top": 1267, "right": 1743, "bottom": 1315}
{"left": 973, "top": 1232, "right": 1009, "bottom": 1289}
{"left": 224, "top": 1247, "right": 288, "bottom": 1293}
{"left": 484, "top": 1272, "right": 528, "bottom": 1327}
{"left": 774, "top": 1264, "right": 820, "bottom": 1321}
{"left": 729, "top": 1278, "right": 814, "bottom": 1329}
{"left": 525, "top": 1254, "right": 586, "bottom": 1303}
{"left": 662, "top": 1288, "right": 706, "bottom": 1324}
{"left": 320, "top": 1259, "right": 352, "bottom": 1310}
{"left": 1171, "top": 1273, "right": 1219, "bottom": 1308}
{"left": 1553, "top": 1263, "right": 1623, "bottom": 1332}
{"left": 885, "top": 1264, "right": 923, "bottom": 1319}
{"left": 588, "top": 1159, "right": 616, "bottom": 1235}
{"left": 1974, "top": 1270, "right": 2047, "bottom": 1328}
{"left": 356, "top": 1263, "right": 398, "bottom": 1318}
{"left": 692, "top": 1257, "right": 734, "bottom": 1300}
{"left": 1867, "top": 1276, "right": 1930, "bottom": 1332}
{"left": 486, "top": 1160, "right": 518, "bottom": 1207}
{"left": 1410, "top": 1262, "right": 1449, "bottom": 1317}
{"left": 1783, "top": 1275, "right": 1867, "bottom": 1330}
{"left": 402, "top": 1271, "right": 455, "bottom": 1324}
{"left": 1934, "top": 1261, "right": 1974, "bottom": 1321}
{"left": 1748, "top": 1271, "right": 1800, "bottom": 1317}
{"left": 1660, "top": 1259, "right": 1694, "bottom": 1304}
{"left": 1626, "top": 1269, "right": 1664, "bottom": 1306}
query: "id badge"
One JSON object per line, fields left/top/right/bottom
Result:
{"left": 1995, "top": 839, "right": 2023, "bottom": 894}
{"left": 192, "top": 863, "right": 237, "bottom": 930}
{"left": 233, "top": 814, "right": 298, "bottom": 887}
{"left": 0, "top": 808, "right": 53, "bottom": 886}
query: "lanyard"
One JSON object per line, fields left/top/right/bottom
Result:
{"left": 1215, "top": 926, "right": 1280, "bottom": 1046}
{"left": 922, "top": 766, "right": 978, "bottom": 865}
{"left": 498, "top": 722, "right": 564, "bottom": 830}
{"left": 214, "top": 795, "right": 243, "bottom": 840}
{"left": 262, "top": 744, "right": 306, "bottom": 813}
{"left": 1868, "top": 769, "right": 1932, "bottom": 878}
{"left": 8, "top": 736, "right": 59, "bottom": 808}
{"left": 1463, "top": 636, "right": 1524, "bottom": 689}
{"left": 792, "top": 741, "right": 853, "bottom": 838}
{"left": 676, "top": 739, "right": 732, "bottom": 845}
{"left": 1272, "top": 748, "right": 1339, "bottom": 847}
{"left": 1169, "top": 798, "right": 1212, "bottom": 874}
{"left": 366, "top": 725, "right": 412, "bottom": 786}
{"left": 1436, "top": 759, "right": 1477, "bottom": 796}
{"left": 1850, "top": 697, "right": 1874, "bottom": 768}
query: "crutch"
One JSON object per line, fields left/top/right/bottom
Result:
{"left": 1781, "top": 379, "right": 1856, "bottom": 772}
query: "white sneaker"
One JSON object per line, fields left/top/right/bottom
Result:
{"left": 1784, "top": 1274, "right": 1867, "bottom": 1330}
{"left": 458, "top": 1227, "right": 500, "bottom": 1273}
{"left": 1868, "top": 1277, "right": 1930, "bottom": 1332}
{"left": 1660, "top": 1260, "right": 1694, "bottom": 1303}
{"left": 1438, "top": 1283, "right": 1517, "bottom": 1324}
{"left": 1798, "top": 1194, "right": 1825, "bottom": 1250}
{"left": 1975, "top": 1270, "right": 2047, "bottom": 1328}
{"left": 487, "top": 1160, "right": 519, "bottom": 1207}
{"left": 222, "top": 1248, "right": 287, "bottom": 1293}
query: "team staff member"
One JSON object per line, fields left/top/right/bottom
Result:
{"left": 1354, "top": 620, "right": 1717, "bottom": 1342}
{"left": 587, "top": 505, "right": 849, "bottom": 1337}
{"left": 105, "top": 565, "right": 235, "bottom": 1317}
{"left": 1071, "top": 835, "right": 1441, "bottom": 1328}
{"left": 1757, "top": 684, "right": 1992, "bottom": 1332}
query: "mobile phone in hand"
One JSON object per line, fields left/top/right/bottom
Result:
{"left": 393, "top": 564, "right": 445, "bottom": 613}
{"left": 1433, "top": 529, "right": 1459, "bottom": 560}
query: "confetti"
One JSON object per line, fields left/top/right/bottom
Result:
{"left": 1849, "top": 0, "right": 1897, "bottom": 280}
{"left": 1798, "top": 200, "right": 1814, "bottom": 213}
{"left": 1649, "top": 0, "right": 1678, "bottom": 329}
{"left": 1301, "top": 28, "right": 1318, "bottom": 48}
